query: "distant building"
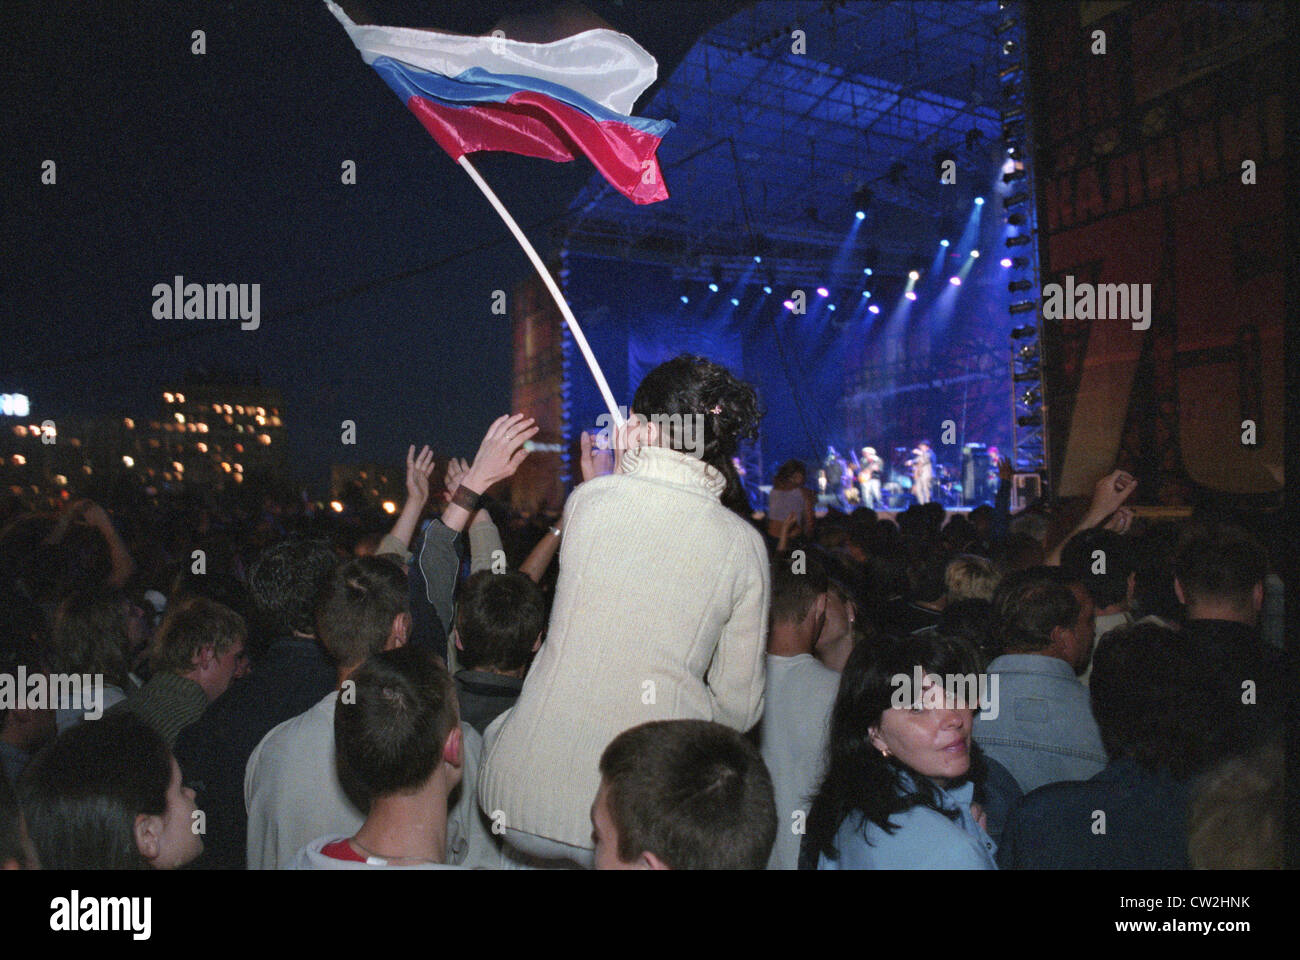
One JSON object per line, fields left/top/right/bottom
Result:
{"left": 149, "top": 379, "right": 287, "bottom": 489}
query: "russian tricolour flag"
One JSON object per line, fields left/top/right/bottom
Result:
{"left": 327, "top": 1, "right": 672, "bottom": 204}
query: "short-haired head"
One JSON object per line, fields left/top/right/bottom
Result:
{"left": 1060, "top": 527, "right": 1136, "bottom": 609}
{"left": 248, "top": 538, "right": 337, "bottom": 638}
{"left": 991, "top": 565, "right": 1081, "bottom": 654}
{"left": 943, "top": 554, "right": 1001, "bottom": 603}
{"left": 454, "top": 571, "right": 547, "bottom": 672}
{"left": 334, "top": 646, "right": 459, "bottom": 811}
{"left": 315, "top": 555, "right": 409, "bottom": 668}
{"left": 1172, "top": 521, "right": 1267, "bottom": 618}
{"left": 770, "top": 551, "right": 829, "bottom": 626}
{"left": 596, "top": 719, "right": 776, "bottom": 870}
{"left": 150, "top": 596, "right": 246, "bottom": 676}
{"left": 1089, "top": 621, "right": 1214, "bottom": 778}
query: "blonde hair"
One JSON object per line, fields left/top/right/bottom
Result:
{"left": 943, "top": 554, "right": 1001, "bottom": 603}
{"left": 1188, "top": 742, "right": 1283, "bottom": 870}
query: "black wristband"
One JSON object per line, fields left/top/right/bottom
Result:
{"left": 451, "top": 485, "right": 482, "bottom": 512}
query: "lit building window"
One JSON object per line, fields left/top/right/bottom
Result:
{"left": 256, "top": 407, "right": 266, "bottom": 416}
{"left": 223, "top": 404, "right": 233, "bottom": 414}
{"left": 234, "top": 463, "right": 243, "bottom": 473}
{"left": 224, "top": 414, "right": 233, "bottom": 425}
{"left": 258, "top": 434, "right": 271, "bottom": 445}
{"left": 13, "top": 425, "right": 26, "bottom": 437}
{"left": 196, "top": 442, "right": 208, "bottom": 453}
{"left": 54, "top": 474, "right": 67, "bottom": 485}
{"left": 12, "top": 455, "right": 25, "bottom": 466}
{"left": 123, "top": 418, "right": 134, "bottom": 430}
{"left": 382, "top": 501, "right": 397, "bottom": 514}
{"left": 233, "top": 473, "right": 243, "bottom": 483}
{"left": 234, "top": 443, "right": 244, "bottom": 453}
{"left": 212, "top": 404, "right": 221, "bottom": 413}
{"left": 329, "top": 500, "right": 344, "bottom": 513}
{"left": 221, "top": 462, "right": 232, "bottom": 473}
{"left": 164, "top": 392, "right": 174, "bottom": 403}
{"left": 175, "top": 412, "right": 185, "bottom": 424}
{"left": 235, "top": 405, "right": 245, "bottom": 415}
{"left": 176, "top": 393, "right": 185, "bottom": 404}
{"left": 198, "top": 423, "right": 209, "bottom": 433}
{"left": 255, "top": 415, "right": 266, "bottom": 426}
{"left": 172, "top": 461, "right": 184, "bottom": 472}
{"left": 122, "top": 455, "right": 135, "bottom": 468}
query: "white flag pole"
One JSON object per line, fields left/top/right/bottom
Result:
{"left": 457, "top": 154, "right": 625, "bottom": 428}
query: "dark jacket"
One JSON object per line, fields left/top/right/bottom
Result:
{"left": 173, "top": 637, "right": 335, "bottom": 869}
{"left": 998, "top": 759, "right": 1191, "bottom": 869}
{"left": 454, "top": 669, "right": 524, "bottom": 735}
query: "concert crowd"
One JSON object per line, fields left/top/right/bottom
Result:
{"left": 0, "top": 355, "right": 1283, "bottom": 870}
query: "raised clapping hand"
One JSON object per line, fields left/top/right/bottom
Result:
{"left": 463, "top": 413, "right": 538, "bottom": 491}
{"left": 442, "top": 457, "right": 470, "bottom": 503}
{"left": 405, "top": 445, "right": 435, "bottom": 506}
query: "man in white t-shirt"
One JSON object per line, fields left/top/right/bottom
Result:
{"left": 246, "top": 556, "right": 499, "bottom": 869}
{"left": 757, "top": 552, "right": 840, "bottom": 870}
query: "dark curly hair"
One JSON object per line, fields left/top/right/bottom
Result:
{"left": 247, "top": 538, "right": 337, "bottom": 640}
{"left": 630, "top": 354, "right": 762, "bottom": 515}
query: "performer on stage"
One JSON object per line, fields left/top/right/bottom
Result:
{"left": 858, "top": 446, "right": 884, "bottom": 509}
{"left": 906, "top": 440, "right": 935, "bottom": 505}
{"left": 824, "top": 446, "right": 850, "bottom": 511}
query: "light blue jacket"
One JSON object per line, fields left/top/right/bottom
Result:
{"left": 973, "top": 653, "right": 1107, "bottom": 794}
{"left": 817, "top": 773, "right": 997, "bottom": 870}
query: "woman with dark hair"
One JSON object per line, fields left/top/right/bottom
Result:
{"left": 768, "top": 460, "right": 815, "bottom": 540}
{"left": 804, "top": 632, "right": 997, "bottom": 869}
{"left": 17, "top": 712, "right": 203, "bottom": 869}
{"left": 479, "top": 354, "right": 769, "bottom": 867}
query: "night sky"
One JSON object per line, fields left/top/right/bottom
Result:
{"left": 1, "top": 0, "right": 741, "bottom": 491}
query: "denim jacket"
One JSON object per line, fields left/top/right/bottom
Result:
{"left": 972, "top": 653, "right": 1107, "bottom": 794}
{"left": 818, "top": 771, "right": 997, "bottom": 870}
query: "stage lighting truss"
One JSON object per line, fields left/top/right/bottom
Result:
{"left": 996, "top": 3, "right": 1049, "bottom": 484}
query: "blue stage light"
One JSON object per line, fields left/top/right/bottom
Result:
{"left": 974, "top": 196, "right": 985, "bottom": 205}
{"left": 708, "top": 283, "right": 719, "bottom": 293}
{"left": 855, "top": 210, "right": 865, "bottom": 220}
{"left": 730, "top": 298, "right": 740, "bottom": 307}
{"left": 1000, "top": 257, "right": 1013, "bottom": 268}
{"left": 905, "top": 291, "right": 918, "bottom": 301}
{"left": 868, "top": 304, "right": 881, "bottom": 314}
{"left": 940, "top": 239, "right": 950, "bottom": 248}
{"left": 970, "top": 249, "right": 980, "bottom": 258}
{"left": 753, "top": 255, "right": 762, "bottom": 263}
{"left": 816, "top": 287, "right": 829, "bottom": 297}
{"left": 680, "top": 295, "right": 689, "bottom": 304}
{"left": 863, "top": 267, "right": 873, "bottom": 276}
{"left": 827, "top": 303, "right": 836, "bottom": 311}
{"left": 762, "top": 285, "right": 772, "bottom": 295}
{"left": 949, "top": 276, "right": 961, "bottom": 286}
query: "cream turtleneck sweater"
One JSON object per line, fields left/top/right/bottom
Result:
{"left": 477, "top": 445, "right": 770, "bottom": 850}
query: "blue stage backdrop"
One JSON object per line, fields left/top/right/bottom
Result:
{"left": 560, "top": 252, "right": 1013, "bottom": 493}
